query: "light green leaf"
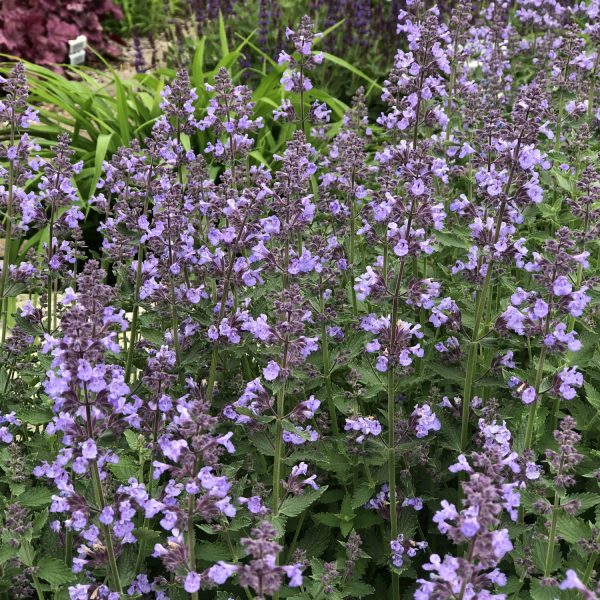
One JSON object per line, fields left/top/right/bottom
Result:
{"left": 36, "top": 557, "right": 76, "bottom": 586}
{"left": 0, "top": 546, "right": 18, "bottom": 566}
{"left": 218, "top": 11, "right": 230, "bottom": 56}
{"left": 89, "top": 132, "right": 112, "bottom": 199}
{"left": 18, "top": 487, "right": 54, "bottom": 508}
{"left": 556, "top": 514, "right": 591, "bottom": 544}
{"left": 320, "top": 52, "right": 382, "bottom": 91}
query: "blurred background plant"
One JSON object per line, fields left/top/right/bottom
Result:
{"left": 0, "top": 0, "right": 123, "bottom": 67}
{"left": 0, "top": 0, "right": 404, "bottom": 94}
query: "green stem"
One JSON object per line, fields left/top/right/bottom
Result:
{"left": 583, "top": 547, "right": 599, "bottom": 585}
{"left": 91, "top": 460, "right": 122, "bottom": 593}
{"left": 387, "top": 259, "right": 408, "bottom": 600}
{"left": 523, "top": 348, "right": 548, "bottom": 452}
{"left": 284, "top": 510, "right": 307, "bottom": 564}
{"left": 320, "top": 289, "right": 338, "bottom": 434}
{"left": 272, "top": 383, "right": 286, "bottom": 514}
{"left": 460, "top": 276, "right": 489, "bottom": 450}
{"left": 125, "top": 251, "right": 144, "bottom": 383}
{"left": 349, "top": 175, "right": 358, "bottom": 316}
{"left": 524, "top": 292, "right": 554, "bottom": 451}
{"left": 206, "top": 344, "right": 220, "bottom": 402}
{"left": 186, "top": 489, "right": 198, "bottom": 600}
{"left": 46, "top": 213, "right": 54, "bottom": 334}
{"left": 64, "top": 530, "right": 73, "bottom": 567}
{"left": 169, "top": 276, "right": 181, "bottom": 364}
{"left": 83, "top": 382, "right": 121, "bottom": 593}
{"left": 0, "top": 156, "right": 14, "bottom": 344}
{"left": 387, "top": 368, "right": 399, "bottom": 600}
{"left": 544, "top": 491, "right": 560, "bottom": 577}
{"left": 125, "top": 165, "right": 153, "bottom": 382}
{"left": 587, "top": 51, "right": 600, "bottom": 120}
{"left": 31, "top": 573, "right": 45, "bottom": 600}
{"left": 134, "top": 406, "right": 161, "bottom": 574}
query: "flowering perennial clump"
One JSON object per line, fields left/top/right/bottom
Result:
{"left": 1, "top": 1, "right": 600, "bottom": 598}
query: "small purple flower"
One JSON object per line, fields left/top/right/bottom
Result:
{"left": 553, "top": 276, "right": 572, "bottom": 296}
{"left": 282, "top": 563, "right": 304, "bottom": 587}
{"left": 412, "top": 404, "right": 441, "bottom": 438}
{"left": 81, "top": 439, "right": 97, "bottom": 460}
{"left": 238, "top": 496, "right": 269, "bottom": 515}
{"left": 263, "top": 360, "right": 280, "bottom": 381}
{"left": 521, "top": 386, "right": 536, "bottom": 405}
{"left": 184, "top": 571, "right": 201, "bottom": 593}
{"left": 344, "top": 416, "right": 382, "bottom": 443}
{"left": 207, "top": 561, "right": 238, "bottom": 584}
{"left": 99, "top": 507, "right": 114, "bottom": 525}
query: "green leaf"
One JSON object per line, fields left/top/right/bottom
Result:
{"left": 435, "top": 230, "right": 470, "bottom": 249}
{"left": 16, "top": 406, "right": 54, "bottom": 426}
{"left": 565, "top": 493, "right": 600, "bottom": 514}
{"left": 133, "top": 526, "right": 161, "bottom": 544}
{"left": 553, "top": 169, "right": 573, "bottom": 194}
{"left": 191, "top": 37, "right": 206, "bottom": 89}
{"left": 320, "top": 52, "right": 382, "bottom": 91}
{"left": 530, "top": 580, "right": 560, "bottom": 600}
{"left": 351, "top": 483, "right": 375, "bottom": 510}
{"left": 299, "top": 525, "right": 330, "bottom": 558}
{"left": 197, "top": 541, "right": 231, "bottom": 562}
{"left": 280, "top": 486, "right": 327, "bottom": 518}
{"left": 108, "top": 455, "right": 140, "bottom": 482}
{"left": 584, "top": 383, "right": 600, "bottom": 411}
{"left": 532, "top": 538, "right": 560, "bottom": 574}
{"left": 32, "top": 509, "right": 49, "bottom": 534}
{"left": 0, "top": 546, "right": 17, "bottom": 566}
{"left": 117, "top": 545, "right": 138, "bottom": 587}
{"left": 124, "top": 429, "right": 142, "bottom": 452}
{"left": 115, "top": 76, "right": 131, "bottom": 146}
{"left": 36, "top": 557, "right": 76, "bottom": 586}
{"left": 218, "top": 11, "right": 230, "bottom": 56}
{"left": 89, "top": 132, "right": 112, "bottom": 198}
{"left": 248, "top": 431, "right": 275, "bottom": 456}
{"left": 18, "top": 487, "right": 54, "bottom": 508}
{"left": 13, "top": 314, "right": 44, "bottom": 336}
{"left": 344, "top": 581, "right": 376, "bottom": 596}
{"left": 556, "top": 514, "right": 591, "bottom": 545}
{"left": 312, "top": 512, "right": 341, "bottom": 527}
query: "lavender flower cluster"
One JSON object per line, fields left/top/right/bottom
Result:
{"left": 1, "top": 1, "right": 600, "bottom": 598}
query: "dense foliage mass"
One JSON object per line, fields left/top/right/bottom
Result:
{"left": 1, "top": 1, "right": 600, "bottom": 599}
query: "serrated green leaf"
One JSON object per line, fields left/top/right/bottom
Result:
{"left": 280, "top": 486, "right": 327, "bottom": 518}
{"left": 18, "top": 487, "right": 53, "bottom": 508}
{"left": 124, "top": 429, "right": 141, "bottom": 452}
{"left": 556, "top": 514, "right": 592, "bottom": 544}
{"left": 351, "top": 483, "right": 375, "bottom": 510}
{"left": 565, "top": 493, "right": 600, "bottom": 514}
{"left": 0, "top": 546, "right": 17, "bottom": 566}
{"left": 585, "top": 383, "right": 600, "bottom": 411}
{"left": 197, "top": 541, "right": 231, "bottom": 562}
{"left": 344, "top": 580, "right": 376, "bottom": 596}
{"left": 36, "top": 557, "right": 76, "bottom": 586}
{"left": 299, "top": 525, "right": 330, "bottom": 558}
{"left": 532, "top": 538, "right": 561, "bottom": 574}
{"left": 530, "top": 579, "right": 560, "bottom": 600}
{"left": 248, "top": 431, "right": 275, "bottom": 456}
{"left": 16, "top": 406, "right": 53, "bottom": 426}
{"left": 312, "top": 512, "right": 340, "bottom": 527}
{"left": 32, "top": 509, "right": 49, "bottom": 533}
{"left": 108, "top": 455, "right": 139, "bottom": 482}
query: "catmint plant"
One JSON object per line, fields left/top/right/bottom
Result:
{"left": 1, "top": 4, "right": 600, "bottom": 599}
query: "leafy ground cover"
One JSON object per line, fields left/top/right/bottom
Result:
{"left": 1, "top": 2, "right": 600, "bottom": 600}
